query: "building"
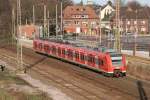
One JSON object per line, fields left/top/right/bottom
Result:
{"left": 111, "top": 6, "right": 150, "bottom": 34}
{"left": 19, "top": 24, "right": 40, "bottom": 39}
{"left": 63, "top": 5, "right": 99, "bottom": 35}
{"left": 87, "top": 0, "right": 93, "bottom": 5}
{"left": 96, "top": 1, "right": 115, "bottom": 35}
{"left": 100, "top": 1, "right": 115, "bottom": 20}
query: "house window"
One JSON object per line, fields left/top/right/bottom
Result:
{"left": 134, "top": 21, "right": 137, "bottom": 24}
{"left": 75, "top": 21, "right": 79, "bottom": 25}
{"left": 127, "top": 21, "right": 130, "bottom": 25}
{"left": 142, "top": 21, "right": 145, "bottom": 24}
{"left": 81, "top": 15, "right": 85, "bottom": 18}
{"left": 141, "top": 27, "right": 146, "bottom": 32}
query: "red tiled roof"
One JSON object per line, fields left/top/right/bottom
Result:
{"left": 63, "top": 5, "right": 99, "bottom": 19}
{"left": 20, "top": 24, "right": 37, "bottom": 38}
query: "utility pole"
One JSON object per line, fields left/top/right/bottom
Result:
{"left": 61, "top": 1, "right": 63, "bottom": 39}
{"left": 133, "top": 9, "right": 138, "bottom": 56}
{"left": 26, "top": 19, "right": 28, "bottom": 25}
{"left": 44, "top": 5, "right": 47, "bottom": 38}
{"left": 33, "top": 5, "right": 35, "bottom": 25}
{"left": 99, "top": 7, "right": 102, "bottom": 46}
{"left": 115, "top": 0, "right": 121, "bottom": 52}
{"left": 47, "top": 11, "right": 50, "bottom": 39}
{"left": 56, "top": 4, "right": 58, "bottom": 39}
{"left": 17, "top": 0, "right": 23, "bottom": 70}
{"left": 12, "top": 8, "right": 15, "bottom": 44}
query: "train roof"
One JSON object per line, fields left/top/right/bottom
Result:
{"left": 34, "top": 39, "right": 119, "bottom": 56}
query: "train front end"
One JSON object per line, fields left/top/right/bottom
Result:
{"left": 106, "top": 50, "right": 127, "bottom": 77}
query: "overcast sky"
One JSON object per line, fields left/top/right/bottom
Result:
{"left": 74, "top": 0, "right": 150, "bottom": 6}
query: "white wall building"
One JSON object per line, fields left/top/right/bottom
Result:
{"left": 100, "top": 1, "right": 115, "bottom": 20}
{"left": 87, "top": 0, "right": 93, "bottom": 5}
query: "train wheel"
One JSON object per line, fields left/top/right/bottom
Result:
{"left": 122, "top": 73, "right": 126, "bottom": 77}
{"left": 115, "top": 72, "right": 120, "bottom": 78}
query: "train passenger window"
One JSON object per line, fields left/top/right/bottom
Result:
{"left": 44, "top": 45, "right": 49, "bottom": 52}
{"left": 80, "top": 54, "right": 85, "bottom": 61}
{"left": 75, "top": 53, "right": 79, "bottom": 59}
{"left": 68, "top": 50, "right": 73, "bottom": 57}
{"left": 52, "top": 46, "right": 56, "bottom": 54}
{"left": 39, "top": 43, "right": 42, "bottom": 50}
{"left": 88, "top": 55, "right": 95, "bottom": 63}
{"left": 58, "top": 48, "right": 61, "bottom": 54}
{"left": 62, "top": 50, "right": 65, "bottom": 55}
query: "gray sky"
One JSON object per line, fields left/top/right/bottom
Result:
{"left": 74, "top": 0, "right": 150, "bottom": 6}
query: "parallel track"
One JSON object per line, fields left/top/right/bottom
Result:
{"left": 0, "top": 46, "right": 149, "bottom": 99}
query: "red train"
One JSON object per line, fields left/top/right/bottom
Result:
{"left": 33, "top": 39, "right": 127, "bottom": 77}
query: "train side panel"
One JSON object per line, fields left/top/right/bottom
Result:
{"left": 33, "top": 39, "right": 126, "bottom": 77}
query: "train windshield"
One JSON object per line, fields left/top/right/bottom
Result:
{"left": 110, "top": 53, "right": 122, "bottom": 66}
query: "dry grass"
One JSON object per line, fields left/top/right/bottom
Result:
{"left": 0, "top": 69, "right": 52, "bottom": 100}
{"left": 127, "top": 56, "right": 150, "bottom": 81}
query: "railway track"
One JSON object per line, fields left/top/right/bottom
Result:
{"left": 0, "top": 53, "right": 116, "bottom": 100}
{"left": 0, "top": 49, "right": 107, "bottom": 100}
{"left": 0, "top": 46, "right": 150, "bottom": 100}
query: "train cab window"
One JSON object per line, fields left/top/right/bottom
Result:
{"left": 80, "top": 54, "right": 85, "bottom": 61}
{"left": 98, "top": 59, "right": 104, "bottom": 66}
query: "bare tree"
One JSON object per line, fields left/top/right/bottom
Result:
{"left": 126, "top": 1, "right": 141, "bottom": 10}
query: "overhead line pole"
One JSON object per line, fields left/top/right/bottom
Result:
{"left": 16, "top": 0, "right": 23, "bottom": 69}
{"left": 56, "top": 4, "right": 58, "bottom": 39}
{"left": 61, "top": 0, "right": 63, "bottom": 39}
{"left": 16, "top": 0, "right": 19, "bottom": 68}
{"left": 47, "top": 10, "right": 50, "bottom": 39}
{"left": 33, "top": 5, "right": 35, "bottom": 25}
{"left": 12, "top": 8, "right": 15, "bottom": 44}
{"left": 99, "top": 7, "right": 102, "bottom": 46}
{"left": 115, "top": 0, "right": 121, "bottom": 52}
{"left": 44, "top": 5, "right": 47, "bottom": 38}
{"left": 19, "top": 0, "right": 23, "bottom": 69}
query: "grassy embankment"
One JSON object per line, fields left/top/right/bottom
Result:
{"left": 127, "top": 55, "right": 150, "bottom": 81}
{"left": 0, "top": 68, "right": 51, "bottom": 100}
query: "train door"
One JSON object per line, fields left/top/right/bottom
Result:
{"left": 67, "top": 49, "right": 73, "bottom": 61}
{"left": 33, "top": 41, "right": 38, "bottom": 50}
{"left": 58, "top": 47, "right": 62, "bottom": 57}
{"left": 75, "top": 51, "right": 80, "bottom": 62}
{"left": 52, "top": 45, "right": 57, "bottom": 55}
{"left": 62, "top": 48, "right": 66, "bottom": 58}
{"left": 87, "top": 54, "right": 95, "bottom": 67}
{"left": 38, "top": 43, "right": 43, "bottom": 52}
{"left": 96, "top": 57, "right": 104, "bottom": 70}
{"left": 80, "top": 52, "right": 85, "bottom": 64}
{"left": 44, "top": 44, "right": 49, "bottom": 54}
{"left": 48, "top": 44, "right": 51, "bottom": 54}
